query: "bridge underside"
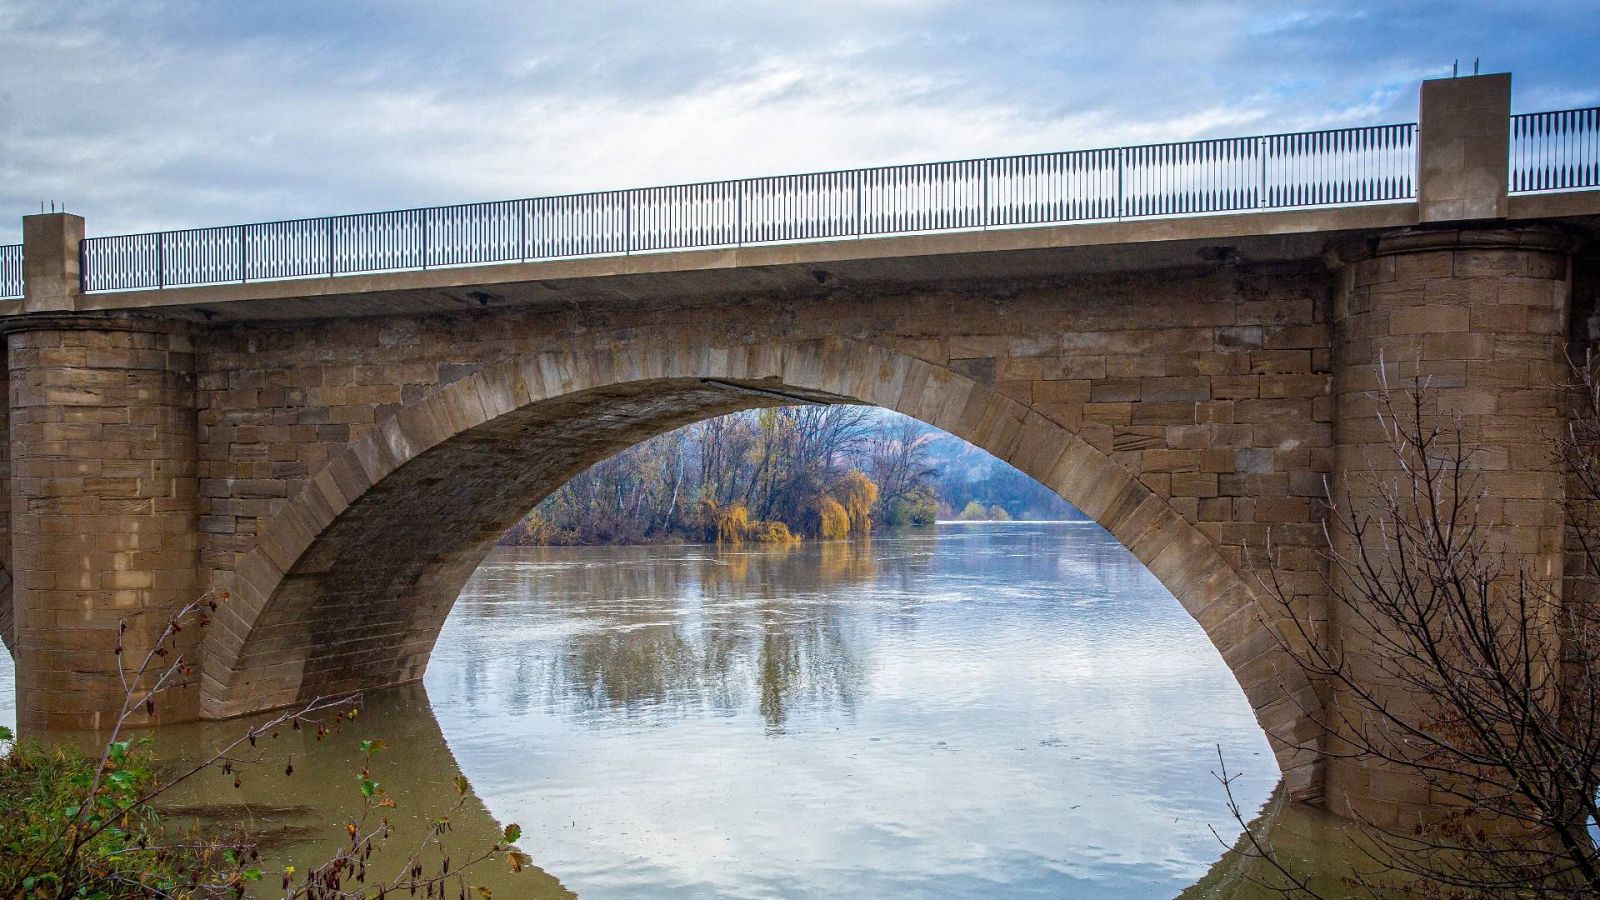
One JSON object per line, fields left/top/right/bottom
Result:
{"left": 211, "top": 378, "right": 774, "bottom": 710}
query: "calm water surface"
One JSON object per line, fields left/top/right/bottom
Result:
{"left": 1, "top": 522, "right": 1358, "bottom": 897}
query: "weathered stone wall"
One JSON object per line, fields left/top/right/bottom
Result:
{"left": 193, "top": 261, "right": 1336, "bottom": 615}
{"left": 1328, "top": 227, "right": 1572, "bottom": 829}
{"left": 167, "top": 260, "right": 1338, "bottom": 798}
{"left": 8, "top": 324, "right": 199, "bottom": 730}
{"left": 0, "top": 358, "right": 12, "bottom": 651}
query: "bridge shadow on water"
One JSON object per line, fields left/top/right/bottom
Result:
{"left": 140, "top": 684, "right": 577, "bottom": 898}
{"left": 138, "top": 678, "right": 1336, "bottom": 900}
{"left": 137, "top": 684, "right": 1361, "bottom": 900}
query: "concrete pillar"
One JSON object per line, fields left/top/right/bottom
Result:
{"left": 1329, "top": 226, "right": 1571, "bottom": 829}
{"left": 22, "top": 213, "right": 85, "bottom": 314}
{"left": 9, "top": 320, "right": 200, "bottom": 732}
{"left": 1418, "top": 73, "right": 1511, "bottom": 223}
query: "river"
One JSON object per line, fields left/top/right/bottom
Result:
{"left": 0, "top": 522, "right": 1359, "bottom": 897}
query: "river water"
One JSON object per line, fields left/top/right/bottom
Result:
{"left": 0, "top": 522, "right": 1359, "bottom": 897}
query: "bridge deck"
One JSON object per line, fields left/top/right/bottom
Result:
{"left": 13, "top": 191, "right": 1591, "bottom": 323}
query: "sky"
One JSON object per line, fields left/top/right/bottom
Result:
{"left": 2, "top": 0, "right": 1598, "bottom": 244}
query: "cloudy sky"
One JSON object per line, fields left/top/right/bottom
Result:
{"left": 2, "top": 0, "right": 1597, "bottom": 244}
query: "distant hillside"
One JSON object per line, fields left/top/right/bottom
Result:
{"left": 910, "top": 417, "right": 1087, "bottom": 521}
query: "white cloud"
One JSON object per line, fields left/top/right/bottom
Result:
{"left": 1, "top": 0, "right": 1596, "bottom": 244}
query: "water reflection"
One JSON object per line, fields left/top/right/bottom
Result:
{"left": 0, "top": 523, "right": 1338, "bottom": 898}
{"left": 425, "top": 523, "right": 1285, "bottom": 897}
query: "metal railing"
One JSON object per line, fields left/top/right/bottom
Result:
{"left": 1511, "top": 106, "right": 1600, "bottom": 193}
{"left": 0, "top": 245, "right": 20, "bottom": 300}
{"left": 78, "top": 122, "right": 1419, "bottom": 293}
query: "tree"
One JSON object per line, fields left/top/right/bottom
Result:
{"left": 817, "top": 497, "right": 851, "bottom": 540}
{"left": 832, "top": 469, "right": 879, "bottom": 534}
{"left": 884, "top": 485, "right": 940, "bottom": 526}
{"left": 1232, "top": 363, "right": 1600, "bottom": 897}
{"left": 867, "top": 417, "right": 941, "bottom": 521}
{"left": 517, "top": 405, "right": 903, "bottom": 544}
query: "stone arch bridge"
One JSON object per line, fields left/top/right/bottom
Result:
{"left": 2, "top": 73, "right": 1598, "bottom": 828}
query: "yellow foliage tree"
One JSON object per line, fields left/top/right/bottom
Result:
{"left": 833, "top": 469, "right": 879, "bottom": 535}
{"left": 817, "top": 497, "right": 851, "bottom": 540}
{"left": 716, "top": 501, "right": 751, "bottom": 543}
{"left": 749, "top": 520, "right": 799, "bottom": 543}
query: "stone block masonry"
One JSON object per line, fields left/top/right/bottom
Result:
{"left": 4, "top": 71, "right": 1598, "bottom": 831}
{"left": 8, "top": 321, "right": 199, "bottom": 730}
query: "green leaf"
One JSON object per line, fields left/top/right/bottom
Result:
{"left": 358, "top": 739, "right": 387, "bottom": 756}
{"left": 358, "top": 776, "right": 379, "bottom": 799}
{"left": 502, "top": 823, "right": 521, "bottom": 844}
{"left": 0, "top": 725, "right": 13, "bottom": 741}
{"left": 242, "top": 868, "right": 263, "bottom": 881}
{"left": 454, "top": 775, "right": 470, "bottom": 796}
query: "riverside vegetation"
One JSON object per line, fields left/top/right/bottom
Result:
{"left": 501, "top": 407, "right": 1077, "bottom": 546}
{"left": 0, "top": 597, "right": 531, "bottom": 899}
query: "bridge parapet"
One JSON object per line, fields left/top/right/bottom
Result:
{"left": 69, "top": 122, "right": 1421, "bottom": 294}
{"left": 0, "top": 245, "right": 20, "bottom": 301}
{"left": 8, "top": 73, "right": 1599, "bottom": 311}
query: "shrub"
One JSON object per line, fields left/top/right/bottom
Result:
{"left": 716, "top": 502, "right": 752, "bottom": 543}
{"left": 748, "top": 520, "right": 799, "bottom": 543}
{"left": 817, "top": 497, "right": 851, "bottom": 539}
{"left": 0, "top": 596, "right": 533, "bottom": 898}
{"left": 832, "top": 470, "right": 879, "bottom": 534}
{"left": 0, "top": 727, "right": 254, "bottom": 899}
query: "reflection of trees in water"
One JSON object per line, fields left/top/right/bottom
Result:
{"left": 461, "top": 525, "right": 1188, "bottom": 731}
{"left": 756, "top": 607, "right": 868, "bottom": 732}
{"left": 539, "top": 540, "right": 884, "bottom": 729}
{"left": 816, "top": 538, "right": 877, "bottom": 583}
{"left": 565, "top": 625, "right": 700, "bottom": 713}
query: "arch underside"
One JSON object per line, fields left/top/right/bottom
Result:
{"left": 203, "top": 337, "right": 1324, "bottom": 800}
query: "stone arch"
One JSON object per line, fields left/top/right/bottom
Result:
{"left": 200, "top": 333, "right": 1323, "bottom": 799}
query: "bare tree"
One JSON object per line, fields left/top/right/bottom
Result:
{"left": 1233, "top": 360, "right": 1600, "bottom": 897}
{"left": 866, "top": 416, "right": 941, "bottom": 514}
